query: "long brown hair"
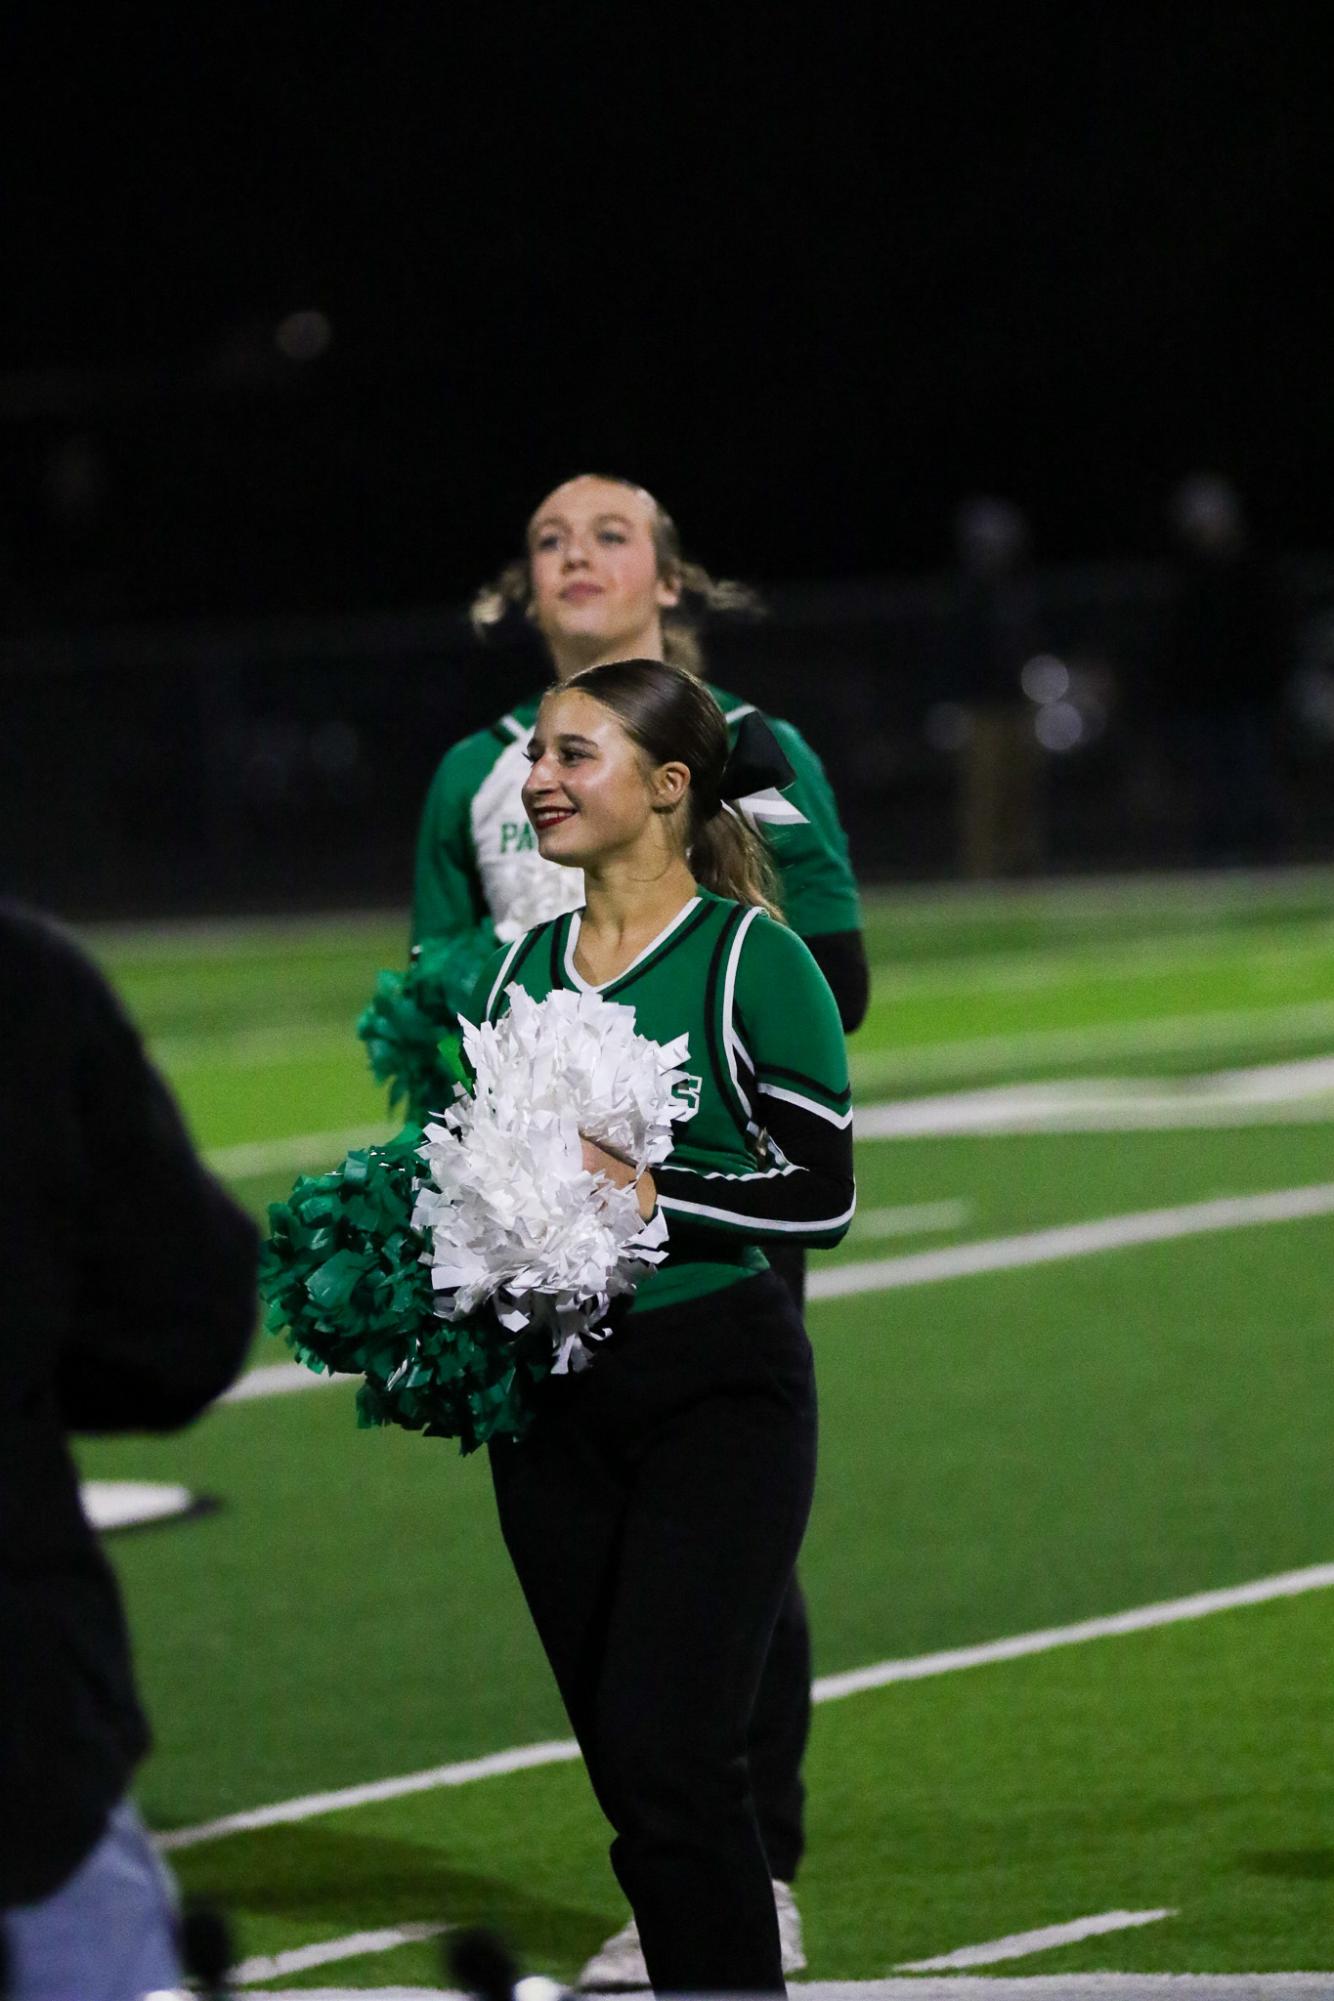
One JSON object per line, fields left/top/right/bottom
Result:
{"left": 566, "top": 658, "right": 782, "bottom": 919}
{"left": 471, "top": 475, "right": 763, "bottom": 677}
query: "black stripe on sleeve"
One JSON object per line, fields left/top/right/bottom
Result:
{"left": 655, "top": 1086, "right": 854, "bottom": 1246}
{"left": 701, "top": 906, "right": 747, "bottom": 1120}
{"left": 754, "top": 1061, "right": 853, "bottom": 1108}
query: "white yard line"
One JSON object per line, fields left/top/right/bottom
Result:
{"left": 150, "top": 999, "right": 1334, "bottom": 1086}
{"left": 155, "top": 1023, "right": 357, "bottom": 1069}
{"left": 192, "top": 1990, "right": 451, "bottom": 2000}
{"left": 865, "top": 927, "right": 1334, "bottom": 1003}
{"left": 226, "top": 1180, "right": 1334, "bottom": 1406}
{"left": 861, "top": 1100, "right": 1334, "bottom": 1137}
{"left": 854, "top": 1058, "right": 1334, "bottom": 1137}
{"left": 156, "top": 1739, "right": 584, "bottom": 1853}
{"left": 235, "top": 1982, "right": 1334, "bottom": 1999}
{"left": 222, "top": 1363, "right": 343, "bottom": 1404}
{"left": 807, "top": 1184, "right": 1334, "bottom": 1303}
{"left": 203, "top": 1054, "right": 1334, "bottom": 1185}
{"left": 849, "top": 1000, "right": 1334, "bottom": 1090}
{"left": 80, "top": 1480, "right": 196, "bottom": 1529}
{"left": 895, "top": 1907, "right": 1175, "bottom": 1972}
{"left": 231, "top": 1923, "right": 447, "bottom": 1986}
{"left": 814, "top": 1982, "right": 1334, "bottom": 1998}
{"left": 847, "top": 1199, "right": 971, "bottom": 1238}
{"left": 155, "top": 1561, "right": 1334, "bottom": 1853}
{"left": 806, "top": 1983, "right": 1334, "bottom": 1999}
{"left": 203, "top": 1053, "right": 1334, "bottom": 1192}
{"left": 159, "top": 997, "right": 1334, "bottom": 1081}
{"left": 205, "top": 1126, "right": 392, "bottom": 1179}
{"left": 809, "top": 1563, "right": 1334, "bottom": 1700}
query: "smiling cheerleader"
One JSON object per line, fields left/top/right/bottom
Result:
{"left": 475, "top": 657, "right": 854, "bottom": 1995}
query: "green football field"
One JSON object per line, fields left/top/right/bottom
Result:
{"left": 75, "top": 869, "right": 1334, "bottom": 1992}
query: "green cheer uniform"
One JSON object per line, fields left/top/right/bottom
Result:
{"left": 470, "top": 889, "right": 856, "bottom": 1315}
{"left": 412, "top": 685, "right": 862, "bottom": 1004}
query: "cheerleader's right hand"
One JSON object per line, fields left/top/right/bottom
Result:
{"left": 580, "top": 1135, "right": 657, "bottom": 1222}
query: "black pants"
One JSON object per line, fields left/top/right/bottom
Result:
{"left": 751, "top": 1243, "right": 812, "bottom": 1885}
{"left": 490, "top": 1270, "right": 817, "bottom": 1995}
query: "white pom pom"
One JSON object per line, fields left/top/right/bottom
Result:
{"left": 491, "top": 860, "right": 585, "bottom": 944}
{"left": 411, "top": 987, "right": 691, "bottom": 1371}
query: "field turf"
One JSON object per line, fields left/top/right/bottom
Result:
{"left": 75, "top": 869, "right": 1334, "bottom": 1989}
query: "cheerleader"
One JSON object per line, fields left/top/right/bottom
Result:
{"left": 474, "top": 658, "right": 854, "bottom": 1996}
{"left": 411, "top": 473, "right": 867, "bottom": 1047}
{"left": 386, "top": 471, "right": 868, "bottom": 1985}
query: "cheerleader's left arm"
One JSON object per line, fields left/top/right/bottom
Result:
{"left": 652, "top": 1093, "right": 853, "bottom": 1248}
{"left": 653, "top": 913, "right": 855, "bottom": 1248}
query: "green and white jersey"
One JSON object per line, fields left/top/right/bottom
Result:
{"left": 412, "top": 684, "right": 862, "bottom": 958}
{"left": 470, "top": 889, "right": 856, "bottom": 1314}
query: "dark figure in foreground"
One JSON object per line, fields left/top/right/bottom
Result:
{"left": 0, "top": 904, "right": 257, "bottom": 2001}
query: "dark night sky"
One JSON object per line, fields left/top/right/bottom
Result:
{"left": 2, "top": 4, "right": 1331, "bottom": 624}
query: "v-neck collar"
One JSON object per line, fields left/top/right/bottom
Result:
{"left": 564, "top": 896, "right": 703, "bottom": 995}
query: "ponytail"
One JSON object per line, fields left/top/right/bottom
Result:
{"left": 690, "top": 806, "right": 782, "bottom": 920}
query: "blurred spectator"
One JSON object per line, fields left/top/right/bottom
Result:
{"left": 1158, "top": 472, "right": 1290, "bottom": 863}
{"left": 0, "top": 903, "right": 257, "bottom": 2001}
{"left": 936, "top": 494, "right": 1047, "bottom": 877}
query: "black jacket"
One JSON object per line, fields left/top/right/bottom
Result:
{"left": 0, "top": 904, "right": 257, "bottom": 1904}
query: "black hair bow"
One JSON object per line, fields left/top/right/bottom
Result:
{"left": 718, "top": 710, "right": 796, "bottom": 803}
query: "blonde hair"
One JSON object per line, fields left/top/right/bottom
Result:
{"left": 564, "top": 658, "right": 782, "bottom": 919}
{"left": 470, "top": 474, "right": 763, "bottom": 678}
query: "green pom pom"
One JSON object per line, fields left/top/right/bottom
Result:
{"left": 305, "top": 1247, "right": 373, "bottom": 1312}
{"left": 259, "top": 1128, "right": 431, "bottom": 1382}
{"left": 260, "top": 1123, "right": 550, "bottom": 1455}
{"left": 356, "top": 928, "right": 499, "bottom": 1119}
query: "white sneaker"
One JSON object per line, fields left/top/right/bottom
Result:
{"left": 773, "top": 1876, "right": 807, "bottom": 1973}
{"left": 577, "top": 1914, "right": 649, "bottom": 1992}
{"left": 576, "top": 1880, "right": 806, "bottom": 1990}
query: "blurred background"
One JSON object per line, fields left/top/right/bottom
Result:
{"left": 4, "top": 4, "right": 1333, "bottom": 917}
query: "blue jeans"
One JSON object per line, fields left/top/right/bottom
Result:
{"left": 2, "top": 1798, "right": 182, "bottom": 2001}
